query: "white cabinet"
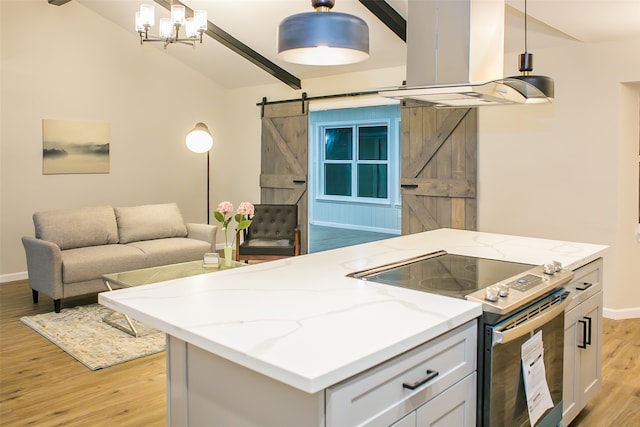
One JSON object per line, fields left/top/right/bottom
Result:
{"left": 391, "top": 413, "right": 416, "bottom": 427}
{"left": 415, "top": 372, "right": 476, "bottom": 427}
{"left": 167, "top": 319, "right": 478, "bottom": 427}
{"left": 562, "top": 258, "right": 603, "bottom": 426}
{"left": 390, "top": 373, "right": 476, "bottom": 427}
{"left": 326, "top": 320, "right": 477, "bottom": 427}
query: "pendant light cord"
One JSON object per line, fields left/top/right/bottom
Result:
{"left": 512, "top": 0, "right": 554, "bottom": 98}
{"left": 524, "top": 0, "right": 528, "bottom": 53}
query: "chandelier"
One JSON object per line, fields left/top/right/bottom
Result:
{"left": 135, "top": 4, "right": 208, "bottom": 48}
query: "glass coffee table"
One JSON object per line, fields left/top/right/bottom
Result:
{"left": 102, "top": 259, "right": 246, "bottom": 336}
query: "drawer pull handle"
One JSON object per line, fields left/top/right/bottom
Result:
{"left": 578, "top": 319, "right": 588, "bottom": 349}
{"left": 402, "top": 369, "right": 439, "bottom": 390}
{"left": 584, "top": 316, "right": 593, "bottom": 346}
{"left": 576, "top": 282, "right": 593, "bottom": 291}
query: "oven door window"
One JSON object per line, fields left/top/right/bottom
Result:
{"left": 485, "top": 312, "right": 564, "bottom": 427}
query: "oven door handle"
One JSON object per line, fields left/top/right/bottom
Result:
{"left": 493, "top": 296, "right": 571, "bottom": 345}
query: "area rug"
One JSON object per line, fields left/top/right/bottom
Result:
{"left": 20, "top": 304, "right": 165, "bottom": 370}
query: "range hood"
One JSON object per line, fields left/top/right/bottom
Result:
{"left": 379, "top": 0, "right": 553, "bottom": 107}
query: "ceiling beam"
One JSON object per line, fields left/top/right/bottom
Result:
{"left": 48, "top": 0, "right": 73, "bottom": 5}
{"left": 358, "top": 0, "right": 406, "bottom": 42}
{"left": 153, "top": 0, "right": 301, "bottom": 90}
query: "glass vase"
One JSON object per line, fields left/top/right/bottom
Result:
{"left": 223, "top": 246, "right": 233, "bottom": 267}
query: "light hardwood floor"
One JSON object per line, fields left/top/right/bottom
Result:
{"left": 1, "top": 279, "right": 638, "bottom": 426}
{"left": 0, "top": 281, "right": 166, "bottom": 426}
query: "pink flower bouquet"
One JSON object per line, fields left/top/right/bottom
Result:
{"left": 214, "top": 201, "right": 255, "bottom": 247}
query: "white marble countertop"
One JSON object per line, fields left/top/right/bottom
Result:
{"left": 99, "top": 228, "right": 607, "bottom": 393}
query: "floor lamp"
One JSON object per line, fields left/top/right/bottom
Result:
{"left": 186, "top": 123, "right": 214, "bottom": 224}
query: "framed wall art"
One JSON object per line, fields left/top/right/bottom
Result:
{"left": 42, "top": 119, "right": 110, "bottom": 174}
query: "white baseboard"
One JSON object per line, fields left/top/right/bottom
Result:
{"left": 310, "top": 221, "right": 401, "bottom": 235}
{"left": 0, "top": 271, "right": 27, "bottom": 283}
{"left": 603, "top": 306, "right": 640, "bottom": 320}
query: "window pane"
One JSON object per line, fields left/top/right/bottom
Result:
{"left": 357, "top": 164, "right": 387, "bottom": 198}
{"left": 358, "top": 126, "right": 388, "bottom": 160}
{"left": 325, "top": 164, "right": 352, "bottom": 196}
{"left": 325, "top": 128, "right": 353, "bottom": 160}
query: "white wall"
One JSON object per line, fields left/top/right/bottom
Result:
{"left": 478, "top": 38, "right": 640, "bottom": 316}
{"left": 0, "top": 0, "right": 228, "bottom": 278}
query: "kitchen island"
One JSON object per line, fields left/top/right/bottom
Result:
{"left": 99, "top": 228, "right": 607, "bottom": 426}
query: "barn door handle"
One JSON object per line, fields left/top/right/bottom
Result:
{"left": 293, "top": 179, "right": 306, "bottom": 184}
{"left": 401, "top": 184, "right": 418, "bottom": 189}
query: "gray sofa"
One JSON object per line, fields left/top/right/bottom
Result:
{"left": 22, "top": 203, "right": 216, "bottom": 313}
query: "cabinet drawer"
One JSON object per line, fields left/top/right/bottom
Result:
{"left": 566, "top": 259, "right": 602, "bottom": 310}
{"left": 326, "top": 320, "right": 477, "bottom": 427}
{"left": 391, "top": 412, "right": 416, "bottom": 427}
{"left": 416, "top": 372, "right": 476, "bottom": 427}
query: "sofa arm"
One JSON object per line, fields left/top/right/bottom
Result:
{"left": 21, "top": 237, "right": 64, "bottom": 300}
{"left": 185, "top": 223, "right": 217, "bottom": 251}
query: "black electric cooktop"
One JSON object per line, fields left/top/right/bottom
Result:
{"left": 356, "top": 251, "right": 534, "bottom": 300}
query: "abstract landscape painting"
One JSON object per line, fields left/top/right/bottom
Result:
{"left": 42, "top": 119, "right": 110, "bottom": 174}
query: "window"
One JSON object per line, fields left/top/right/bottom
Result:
{"left": 324, "top": 127, "right": 352, "bottom": 197}
{"left": 323, "top": 124, "right": 389, "bottom": 200}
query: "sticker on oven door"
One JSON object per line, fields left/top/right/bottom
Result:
{"left": 521, "top": 330, "right": 554, "bottom": 426}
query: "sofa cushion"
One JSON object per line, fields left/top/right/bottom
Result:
{"left": 34, "top": 206, "right": 118, "bottom": 250}
{"left": 126, "top": 238, "right": 210, "bottom": 266}
{"left": 115, "top": 203, "right": 187, "bottom": 244}
{"left": 61, "top": 244, "right": 147, "bottom": 283}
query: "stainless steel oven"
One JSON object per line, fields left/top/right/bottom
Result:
{"left": 349, "top": 251, "right": 574, "bottom": 427}
{"left": 482, "top": 288, "right": 569, "bottom": 427}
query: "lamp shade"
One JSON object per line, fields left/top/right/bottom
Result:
{"left": 510, "top": 75, "right": 554, "bottom": 101}
{"left": 159, "top": 18, "right": 172, "bottom": 38}
{"left": 186, "top": 123, "right": 213, "bottom": 153}
{"left": 278, "top": 10, "right": 369, "bottom": 66}
{"left": 139, "top": 4, "right": 154, "bottom": 27}
{"left": 508, "top": 53, "right": 555, "bottom": 102}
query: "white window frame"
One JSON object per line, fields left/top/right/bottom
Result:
{"left": 317, "top": 118, "right": 391, "bottom": 205}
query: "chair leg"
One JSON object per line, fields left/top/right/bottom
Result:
{"left": 32, "top": 289, "right": 39, "bottom": 303}
{"left": 54, "top": 299, "right": 61, "bottom": 313}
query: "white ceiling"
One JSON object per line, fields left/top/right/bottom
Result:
{"left": 78, "top": 0, "right": 640, "bottom": 90}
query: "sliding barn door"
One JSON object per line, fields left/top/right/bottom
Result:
{"left": 400, "top": 104, "right": 477, "bottom": 234}
{"left": 260, "top": 101, "right": 309, "bottom": 254}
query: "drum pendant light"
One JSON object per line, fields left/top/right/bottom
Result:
{"left": 509, "top": 0, "right": 554, "bottom": 102}
{"left": 278, "top": 0, "right": 369, "bottom": 66}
